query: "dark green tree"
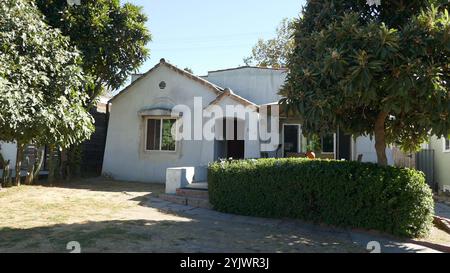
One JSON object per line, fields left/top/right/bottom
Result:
{"left": 0, "top": 0, "right": 94, "bottom": 185}
{"left": 36, "top": 0, "right": 151, "bottom": 103}
{"left": 282, "top": 0, "right": 450, "bottom": 166}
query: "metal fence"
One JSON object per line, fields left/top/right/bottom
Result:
{"left": 415, "top": 149, "right": 436, "bottom": 191}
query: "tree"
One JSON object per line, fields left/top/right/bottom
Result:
{"left": 282, "top": 0, "right": 450, "bottom": 166}
{"left": 35, "top": 0, "right": 151, "bottom": 178}
{"left": 36, "top": 0, "right": 152, "bottom": 103}
{"left": 0, "top": 0, "right": 94, "bottom": 185}
{"left": 243, "top": 18, "right": 295, "bottom": 68}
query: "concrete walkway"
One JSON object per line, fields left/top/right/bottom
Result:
{"left": 435, "top": 202, "right": 450, "bottom": 220}
{"left": 148, "top": 197, "right": 441, "bottom": 253}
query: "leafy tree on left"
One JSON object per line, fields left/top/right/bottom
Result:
{"left": 0, "top": 0, "right": 94, "bottom": 185}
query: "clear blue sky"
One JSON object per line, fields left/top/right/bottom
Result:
{"left": 123, "top": 0, "right": 305, "bottom": 76}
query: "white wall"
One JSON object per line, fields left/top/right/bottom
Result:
{"left": 204, "top": 67, "right": 286, "bottom": 105}
{"left": 353, "top": 136, "right": 394, "bottom": 165}
{"left": 0, "top": 142, "right": 17, "bottom": 169}
{"left": 103, "top": 65, "right": 262, "bottom": 183}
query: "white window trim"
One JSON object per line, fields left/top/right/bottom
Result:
{"left": 281, "top": 124, "right": 337, "bottom": 156}
{"left": 443, "top": 137, "right": 450, "bottom": 153}
{"left": 144, "top": 117, "right": 177, "bottom": 153}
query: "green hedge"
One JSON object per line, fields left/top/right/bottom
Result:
{"left": 208, "top": 158, "right": 434, "bottom": 238}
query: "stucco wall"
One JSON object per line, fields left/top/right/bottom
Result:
{"left": 203, "top": 67, "right": 286, "bottom": 105}
{"left": 102, "top": 65, "right": 261, "bottom": 183}
{"left": 429, "top": 136, "right": 450, "bottom": 191}
{"left": 353, "top": 136, "right": 394, "bottom": 165}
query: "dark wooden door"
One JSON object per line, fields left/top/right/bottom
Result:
{"left": 226, "top": 118, "right": 245, "bottom": 159}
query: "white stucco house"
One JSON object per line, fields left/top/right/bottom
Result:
{"left": 102, "top": 58, "right": 393, "bottom": 184}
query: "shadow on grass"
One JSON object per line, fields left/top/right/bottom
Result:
{"left": 35, "top": 177, "right": 164, "bottom": 194}
{"left": 0, "top": 218, "right": 363, "bottom": 253}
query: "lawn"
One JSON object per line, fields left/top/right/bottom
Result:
{"left": 0, "top": 178, "right": 448, "bottom": 253}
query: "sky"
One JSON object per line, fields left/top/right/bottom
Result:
{"left": 123, "top": 0, "right": 305, "bottom": 77}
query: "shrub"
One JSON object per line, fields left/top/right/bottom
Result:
{"left": 208, "top": 158, "right": 434, "bottom": 238}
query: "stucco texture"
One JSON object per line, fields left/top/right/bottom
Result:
{"left": 430, "top": 136, "right": 450, "bottom": 191}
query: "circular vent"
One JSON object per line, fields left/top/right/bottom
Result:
{"left": 159, "top": 81, "right": 166, "bottom": 90}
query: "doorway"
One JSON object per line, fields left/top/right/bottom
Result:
{"left": 283, "top": 124, "right": 300, "bottom": 156}
{"left": 337, "top": 129, "right": 352, "bottom": 161}
{"left": 215, "top": 118, "right": 245, "bottom": 160}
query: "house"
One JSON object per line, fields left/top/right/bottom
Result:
{"left": 102, "top": 58, "right": 394, "bottom": 184}
{"left": 429, "top": 136, "right": 450, "bottom": 193}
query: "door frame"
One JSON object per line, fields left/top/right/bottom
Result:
{"left": 282, "top": 123, "right": 302, "bottom": 157}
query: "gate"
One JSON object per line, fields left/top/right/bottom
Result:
{"left": 415, "top": 149, "right": 436, "bottom": 191}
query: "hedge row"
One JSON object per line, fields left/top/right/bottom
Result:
{"left": 208, "top": 158, "right": 434, "bottom": 238}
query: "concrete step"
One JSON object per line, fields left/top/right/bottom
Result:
{"left": 176, "top": 188, "right": 209, "bottom": 199}
{"left": 159, "top": 194, "right": 212, "bottom": 209}
{"left": 159, "top": 194, "right": 188, "bottom": 206}
{"left": 185, "top": 182, "right": 208, "bottom": 190}
{"left": 186, "top": 197, "right": 212, "bottom": 209}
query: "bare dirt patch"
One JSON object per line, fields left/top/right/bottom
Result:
{"left": 0, "top": 178, "right": 446, "bottom": 253}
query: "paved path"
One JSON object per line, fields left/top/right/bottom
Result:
{"left": 435, "top": 202, "right": 450, "bottom": 220}
{"left": 147, "top": 197, "right": 441, "bottom": 253}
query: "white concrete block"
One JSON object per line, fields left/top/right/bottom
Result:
{"left": 165, "top": 167, "right": 195, "bottom": 194}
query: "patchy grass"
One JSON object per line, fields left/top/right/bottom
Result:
{"left": 0, "top": 177, "right": 447, "bottom": 253}
{"left": 0, "top": 178, "right": 168, "bottom": 252}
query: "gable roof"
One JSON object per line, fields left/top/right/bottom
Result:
{"left": 109, "top": 58, "right": 224, "bottom": 103}
{"left": 206, "top": 88, "right": 258, "bottom": 111}
{"left": 109, "top": 59, "right": 263, "bottom": 110}
{"left": 207, "top": 65, "right": 288, "bottom": 74}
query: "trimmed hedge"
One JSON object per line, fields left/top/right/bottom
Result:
{"left": 208, "top": 158, "right": 434, "bottom": 238}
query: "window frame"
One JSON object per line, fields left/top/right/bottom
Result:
{"left": 321, "top": 134, "right": 336, "bottom": 154}
{"left": 443, "top": 137, "right": 450, "bottom": 153}
{"left": 282, "top": 123, "right": 302, "bottom": 157}
{"left": 144, "top": 117, "right": 177, "bottom": 153}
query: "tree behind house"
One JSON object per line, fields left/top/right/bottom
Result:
{"left": 244, "top": 18, "right": 295, "bottom": 69}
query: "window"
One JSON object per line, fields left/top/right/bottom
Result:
{"left": 146, "top": 118, "right": 176, "bottom": 151}
{"left": 444, "top": 138, "right": 450, "bottom": 153}
{"left": 321, "top": 134, "right": 335, "bottom": 153}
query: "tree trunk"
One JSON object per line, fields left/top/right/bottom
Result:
{"left": 32, "top": 147, "right": 45, "bottom": 184}
{"left": 14, "top": 142, "right": 24, "bottom": 186}
{"left": 374, "top": 112, "right": 389, "bottom": 166}
{"left": 48, "top": 145, "right": 55, "bottom": 185}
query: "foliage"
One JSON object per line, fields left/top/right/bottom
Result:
{"left": 243, "top": 18, "right": 295, "bottom": 68}
{"left": 0, "top": 0, "right": 94, "bottom": 184}
{"left": 208, "top": 158, "right": 434, "bottom": 238}
{"left": 36, "top": 0, "right": 152, "bottom": 101}
{"left": 282, "top": 0, "right": 450, "bottom": 165}
{"left": 0, "top": 0, "right": 94, "bottom": 148}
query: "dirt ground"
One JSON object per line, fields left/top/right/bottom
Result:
{"left": 0, "top": 178, "right": 448, "bottom": 253}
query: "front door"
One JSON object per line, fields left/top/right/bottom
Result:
{"left": 226, "top": 119, "right": 245, "bottom": 160}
